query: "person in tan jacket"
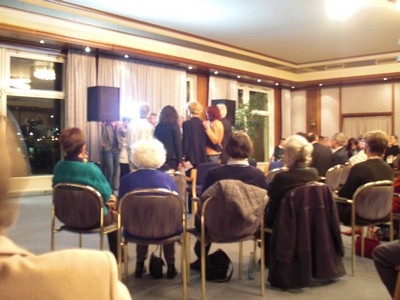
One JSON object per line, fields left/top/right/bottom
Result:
{"left": 0, "top": 123, "right": 131, "bottom": 300}
{"left": 203, "top": 105, "right": 224, "bottom": 163}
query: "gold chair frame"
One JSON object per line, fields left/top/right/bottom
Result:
{"left": 51, "top": 183, "right": 119, "bottom": 251}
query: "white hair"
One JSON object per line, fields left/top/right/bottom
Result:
{"left": 283, "top": 134, "right": 313, "bottom": 169}
{"left": 131, "top": 139, "right": 166, "bottom": 169}
{"left": 216, "top": 103, "right": 227, "bottom": 118}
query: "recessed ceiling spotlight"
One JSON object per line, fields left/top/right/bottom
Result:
{"left": 237, "top": 75, "right": 241, "bottom": 79}
{"left": 188, "top": 66, "right": 193, "bottom": 70}
{"left": 214, "top": 71, "right": 219, "bottom": 75}
{"left": 257, "top": 79, "right": 261, "bottom": 83}
{"left": 383, "top": 77, "right": 388, "bottom": 81}
{"left": 291, "top": 86, "right": 295, "bottom": 89}
{"left": 319, "top": 83, "right": 323, "bottom": 87}
{"left": 39, "top": 40, "right": 45, "bottom": 44}
{"left": 124, "top": 54, "right": 129, "bottom": 59}
{"left": 85, "top": 46, "right": 91, "bottom": 53}
{"left": 275, "top": 83, "right": 279, "bottom": 86}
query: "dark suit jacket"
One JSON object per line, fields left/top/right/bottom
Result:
{"left": 310, "top": 143, "right": 333, "bottom": 176}
{"left": 332, "top": 147, "right": 348, "bottom": 166}
{"left": 154, "top": 122, "right": 182, "bottom": 168}
{"left": 182, "top": 117, "right": 207, "bottom": 166}
{"left": 266, "top": 166, "right": 319, "bottom": 227}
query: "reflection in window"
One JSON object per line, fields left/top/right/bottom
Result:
{"left": 7, "top": 96, "right": 62, "bottom": 175}
{"left": 10, "top": 57, "right": 63, "bottom": 91}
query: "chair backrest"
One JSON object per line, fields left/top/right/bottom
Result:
{"left": 200, "top": 180, "right": 268, "bottom": 242}
{"left": 119, "top": 188, "right": 184, "bottom": 239}
{"left": 325, "top": 164, "right": 351, "bottom": 192}
{"left": 166, "top": 170, "right": 187, "bottom": 199}
{"left": 353, "top": 180, "right": 393, "bottom": 223}
{"left": 265, "top": 167, "right": 288, "bottom": 185}
{"left": 53, "top": 183, "right": 103, "bottom": 228}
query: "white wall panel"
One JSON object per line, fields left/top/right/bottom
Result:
{"left": 281, "top": 89, "right": 291, "bottom": 138}
{"left": 342, "top": 84, "right": 391, "bottom": 114}
{"left": 290, "top": 90, "right": 306, "bottom": 134}
{"left": 321, "top": 88, "right": 340, "bottom": 138}
{"left": 394, "top": 83, "right": 400, "bottom": 136}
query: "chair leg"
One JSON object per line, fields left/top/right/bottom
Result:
{"left": 124, "top": 243, "right": 129, "bottom": 283}
{"left": 100, "top": 233, "right": 104, "bottom": 251}
{"left": 186, "top": 233, "right": 191, "bottom": 284}
{"left": 201, "top": 236, "right": 206, "bottom": 300}
{"left": 79, "top": 233, "right": 82, "bottom": 248}
{"left": 351, "top": 227, "right": 356, "bottom": 276}
{"left": 238, "top": 242, "right": 243, "bottom": 280}
{"left": 181, "top": 236, "right": 187, "bottom": 300}
{"left": 260, "top": 227, "right": 265, "bottom": 296}
{"left": 394, "top": 271, "right": 400, "bottom": 299}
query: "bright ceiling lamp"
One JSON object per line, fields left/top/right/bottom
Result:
{"left": 10, "top": 78, "right": 31, "bottom": 90}
{"left": 326, "top": 0, "right": 365, "bottom": 21}
{"left": 388, "top": 0, "right": 400, "bottom": 9}
{"left": 33, "top": 61, "right": 56, "bottom": 81}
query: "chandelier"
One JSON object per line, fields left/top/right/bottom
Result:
{"left": 33, "top": 61, "right": 56, "bottom": 81}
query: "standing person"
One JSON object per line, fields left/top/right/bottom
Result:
{"left": 126, "top": 102, "right": 153, "bottom": 168}
{"left": 271, "top": 138, "right": 285, "bottom": 162}
{"left": 178, "top": 115, "right": 185, "bottom": 135}
{"left": 118, "top": 117, "right": 131, "bottom": 178}
{"left": 337, "top": 130, "right": 394, "bottom": 226}
{"left": 331, "top": 132, "right": 348, "bottom": 165}
{"left": 307, "top": 132, "right": 333, "bottom": 177}
{"left": 148, "top": 112, "right": 158, "bottom": 128}
{"left": 182, "top": 101, "right": 207, "bottom": 168}
{"left": 203, "top": 105, "right": 224, "bottom": 163}
{"left": 53, "top": 127, "right": 119, "bottom": 259}
{"left": 119, "top": 139, "right": 178, "bottom": 279}
{"left": 101, "top": 121, "right": 120, "bottom": 191}
{"left": 216, "top": 103, "right": 232, "bottom": 164}
{"left": 154, "top": 105, "right": 182, "bottom": 170}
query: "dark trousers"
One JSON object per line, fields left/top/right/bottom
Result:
{"left": 119, "top": 163, "right": 130, "bottom": 178}
{"left": 372, "top": 240, "right": 400, "bottom": 298}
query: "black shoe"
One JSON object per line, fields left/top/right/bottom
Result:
{"left": 167, "top": 264, "right": 177, "bottom": 279}
{"left": 135, "top": 262, "right": 146, "bottom": 278}
{"left": 190, "top": 259, "right": 201, "bottom": 271}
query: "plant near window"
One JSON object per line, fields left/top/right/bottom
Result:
{"left": 234, "top": 93, "right": 266, "bottom": 139}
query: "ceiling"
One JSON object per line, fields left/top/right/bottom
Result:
{"left": 62, "top": 0, "right": 400, "bottom": 65}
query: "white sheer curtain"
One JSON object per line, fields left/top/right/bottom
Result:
{"left": 66, "top": 52, "right": 101, "bottom": 162}
{"left": 98, "top": 57, "right": 187, "bottom": 118}
{"left": 208, "top": 76, "right": 238, "bottom": 103}
{"left": 342, "top": 116, "right": 392, "bottom": 138}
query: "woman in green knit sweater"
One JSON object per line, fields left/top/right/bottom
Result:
{"left": 52, "top": 127, "right": 118, "bottom": 258}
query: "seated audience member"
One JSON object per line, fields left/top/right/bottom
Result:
{"left": 384, "top": 134, "right": 400, "bottom": 166}
{"left": 345, "top": 137, "right": 359, "bottom": 158}
{"left": 266, "top": 134, "right": 319, "bottom": 228}
{"left": 348, "top": 137, "right": 367, "bottom": 166}
{"left": 331, "top": 132, "right": 348, "bottom": 165}
{"left": 52, "top": 127, "right": 118, "bottom": 259}
{"left": 307, "top": 132, "right": 333, "bottom": 177}
{"left": 0, "top": 127, "right": 131, "bottom": 299}
{"left": 119, "top": 139, "right": 178, "bottom": 279}
{"left": 372, "top": 240, "right": 400, "bottom": 298}
{"left": 190, "top": 131, "right": 267, "bottom": 269}
{"left": 319, "top": 135, "right": 330, "bottom": 147}
{"left": 337, "top": 130, "right": 394, "bottom": 226}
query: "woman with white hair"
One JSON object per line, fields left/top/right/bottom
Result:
{"left": 266, "top": 134, "right": 319, "bottom": 228}
{"left": 118, "top": 139, "right": 178, "bottom": 279}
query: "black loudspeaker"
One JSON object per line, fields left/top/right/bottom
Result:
{"left": 87, "top": 86, "right": 120, "bottom": 122}
{"left": 211, "top": 99, "right": 236, "bottom": 126}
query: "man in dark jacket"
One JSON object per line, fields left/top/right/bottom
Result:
{"left": 307, "top": 132, "right": 333, "bottom": 177}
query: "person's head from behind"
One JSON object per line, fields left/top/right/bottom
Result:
{"left": 159, "top": 105, "right": 178, "bottom": 124}
{"left": 363, "top": 130, "right": 389, "bottom": 157}
{"left": 331, "top": 132, "right": 346, "bottom": 149}
{"left": 139, "top": 102, "right": 150, "bottom": 119}
{"left": 186, "top": 101, "right": 203, "bottom": 117}
{"left": 60, "top": 127, "right": 86, "bottom": 157}
{"left": 131, "top": 139, "right": 166, "bottom": 169}
{"left": 307, "top": 132, "right": 318, "bottom": 143}
{"left": 283, "top": 134, "right": 313, "bottom": 169}
{"left": 216, "top": 103, "right": 227, "bottom": 118}
{"left": 205, "top": 105, "right": 221, "bottom": 122}
{"left": 225, "top": 131, "right": 253, "bottom": 159}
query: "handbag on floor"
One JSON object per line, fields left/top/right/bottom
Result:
{"left": 149, "top": 246, "right": 165, "bottom": 278}
{"left": 205, "top": 249, "right": 233, "bottom": 282}
{"left": 355, "top": 229, "right": 380, "bottom": 259}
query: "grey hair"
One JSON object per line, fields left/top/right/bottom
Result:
{"left": 216, "top": 103, "right": 227, "bottom": 118}
{"left": 283, "top": 134, "right": 313, "bottom": 169}
{"left": 131, "top": 139, "right": 166, "bottom": 169}
{"left": 332, "top": 132, "right": 346, "bottom": 146}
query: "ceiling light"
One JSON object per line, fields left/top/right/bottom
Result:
{"left": 39, "top": 40, "right": 45, "bottom": 44}
{"left": 326, "top": 0, "right": 364, "bottom": 21}
{"left": 257, "top": 79, "right": 261, "bottom": 82}
{"left": 33, "top": 61, "right": 56, "bottom": 81}
{"left": 237, "top": 75, "right": 241, "bottom": 79}
{"left": 275, "top": 83, "right": 279, "bottom": 86}
{"left": 124, "top": 54, "right": 129, "bottom": 58}
{"left": 383, "top": 77, "right": 388, "bottom": 81}
{"left": 291, "top": 86, "right": 295, "bottom": 89}
{"left": 214, "top": 71, "right": 219, "bottom": 75}
{"left": 319, "top": 83, "right": 323, "bottom": 87}
{"left": 85, "top": 46, "right": 91, "bottom": 53}
{"left": 188, "top": 66, "right": 193, "bottom": 70}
